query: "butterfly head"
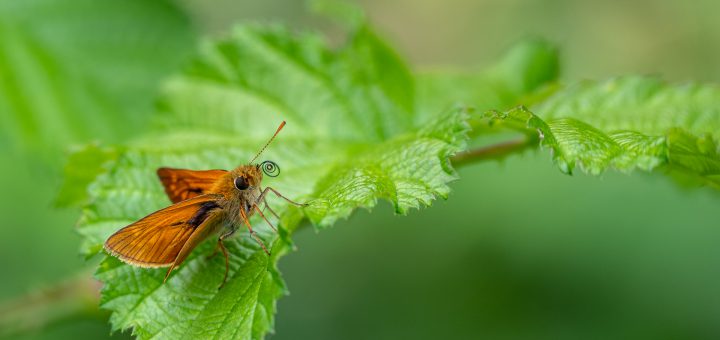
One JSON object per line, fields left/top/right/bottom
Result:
{"left": 230, "top": 165, "right": 263, "bottom": 191}
{"left": 229, "top": 161, "right": 280, "bottom": 191}
{"left": 226, "top": 121, "right": 285, "bottom": 193}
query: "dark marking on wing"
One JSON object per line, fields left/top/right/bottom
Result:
{"left": 188, "top": 201, "right": 220, "bottom": 228}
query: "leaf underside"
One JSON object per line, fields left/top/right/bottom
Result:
{"left": 485, "top": 77, "right": 720, "bottom": 188}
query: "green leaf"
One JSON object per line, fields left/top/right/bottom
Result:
{"left": 416, "top": 39, "right": 559, "bottom": 125}
{"left": 0, "top": 0, "right": 194, "bottom": 155}
{"left": 484, "top": 77, "right": 720, "bottom": 188}
{"left": 77, "top": 23, "right": 477, "bottom": 339}
{"left": 55, "top": 143, "right": 118, "bottom": 207}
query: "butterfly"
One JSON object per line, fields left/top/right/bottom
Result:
{"left": 104, "top": 121, "right": 304, "bottom": 287}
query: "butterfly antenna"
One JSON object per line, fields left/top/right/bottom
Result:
{"left": 249, "top": 121, "right": 286, "bottom": 164}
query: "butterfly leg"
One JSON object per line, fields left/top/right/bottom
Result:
{"left": 239, "top": 208, "right": 271, "bottom": 256}
{"left": 207, "top": 244, "right": 220, "bottom": 259}
{"left": 207, "top": 225, "right": 235, "bottom": 260}
{"left": 216, "top": 234, "right": 231, "bottom": 289}
{"left": 253, "top": 203, "right": 277, "bottom": 232}
{"left": 258, "top": 187, "right": 307, "bottom": 207}
{"left": 263, "top": 200, "right": 281, "bottom": 220}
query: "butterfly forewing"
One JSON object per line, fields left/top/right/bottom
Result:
{"left": 104, "top": 194, "right": 223, "bottom": 268}
{"left": 157, "top": 168, "right": 227, "bottom": 203}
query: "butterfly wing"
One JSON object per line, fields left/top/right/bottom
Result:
{"left": 157, "top": 168, "right": 228, "bottom": 203}
{"left": 104, "top": 194, "right": 223, "bottom": 268}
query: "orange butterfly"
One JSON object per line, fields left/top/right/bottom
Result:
{"left": 104, "top": 121, "right": 304, "bottom": 287}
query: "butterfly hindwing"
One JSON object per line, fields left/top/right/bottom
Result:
{"left": 157, "top": 167, "right": 228, "bottom": 203}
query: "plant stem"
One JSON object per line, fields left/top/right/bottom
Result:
{"left": 451, "top": 137, "right": 533, "bottom": 167}
{"left": 0, "top": 269, "right": 103, "bottom": 338}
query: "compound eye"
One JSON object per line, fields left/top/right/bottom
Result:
{"left": 234, "top": 176, "right": 249, "bottom": 190}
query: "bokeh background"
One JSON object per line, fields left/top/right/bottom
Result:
{"left": 1, "top": 0, "right": 719, "bottom": 339}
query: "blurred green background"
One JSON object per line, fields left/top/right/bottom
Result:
{"left": 1, "top": 0, "right": 719, "bottom": 339}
